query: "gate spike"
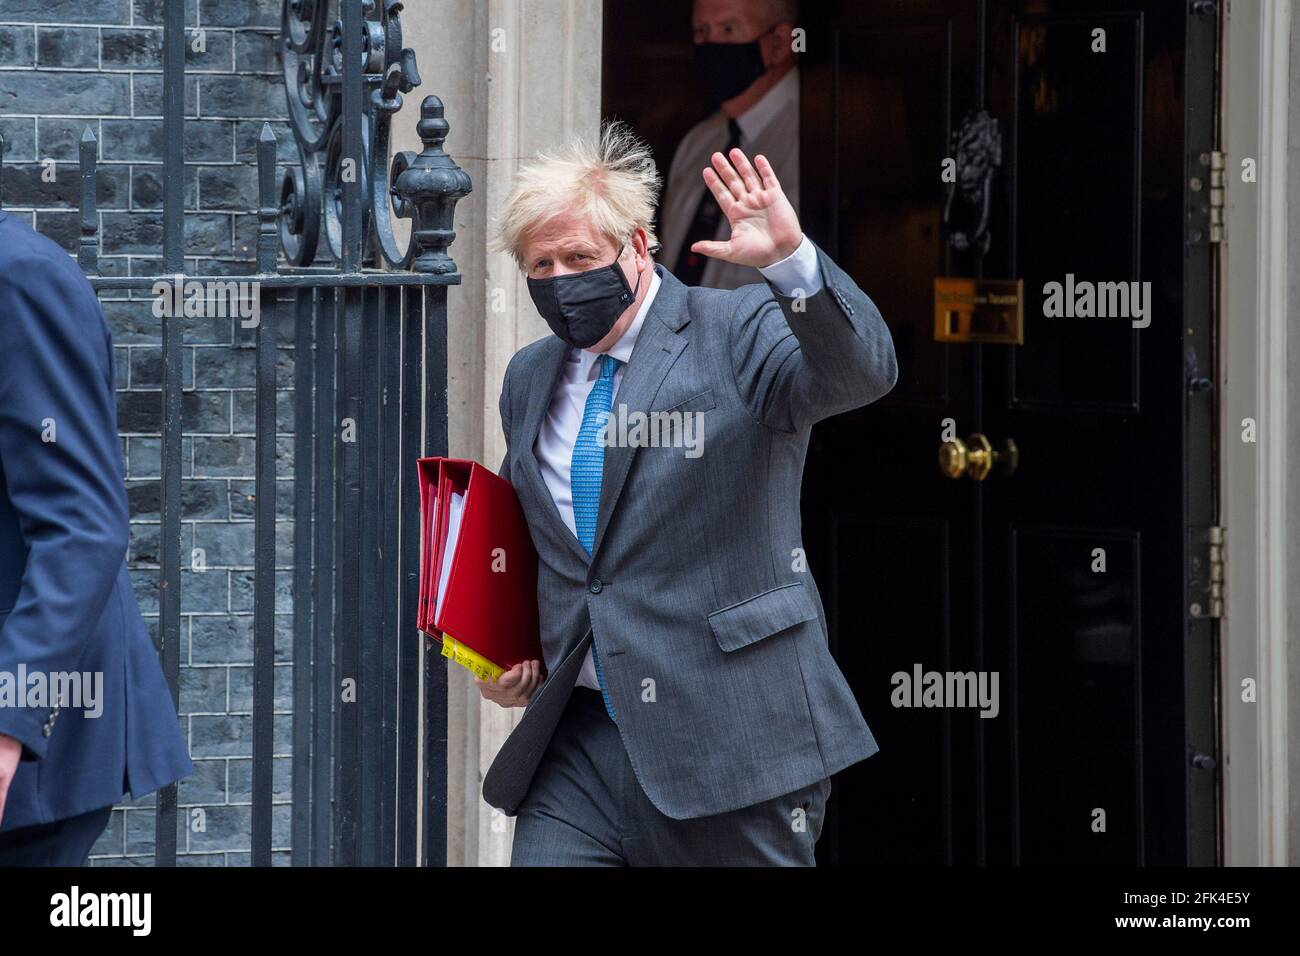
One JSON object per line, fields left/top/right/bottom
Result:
{"left": 256, "top": 123, "right": 279, "bottom": 274}
{"left": 78, "top": 125, "right": 99, "bottom": 274}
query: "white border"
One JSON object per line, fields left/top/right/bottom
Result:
{"left": 1221, "top": 0, "right": 1290, "bottom": 867}
{"left": 1254, "top": 0, "right": 1290, "bottom": 868}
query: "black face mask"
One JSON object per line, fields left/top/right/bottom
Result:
{"left": 526, "top": 244, "right": 643, "bottom": 349}
{"left": 693, "top": 27, "right": 774, "bottom": 106}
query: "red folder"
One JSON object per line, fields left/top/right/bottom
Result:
{"left": 417, "top": 457, "right": 543, "bottom": 681}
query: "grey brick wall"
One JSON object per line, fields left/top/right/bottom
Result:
{"left": 0, "top": 0, "right": 299, "bottom": 865}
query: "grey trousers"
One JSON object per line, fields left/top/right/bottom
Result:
{"left": 510, "top": 686, "right": 831, "bottom": 866}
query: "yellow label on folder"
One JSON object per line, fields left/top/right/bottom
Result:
{"left": 440, "top": 634, "right": 505, "bottom": 682}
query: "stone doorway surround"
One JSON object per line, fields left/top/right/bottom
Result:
{"left": 395, "top": 0, "right": 603, "bottom": 867}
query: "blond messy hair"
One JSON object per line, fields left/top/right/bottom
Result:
{"left": 491, "top": 120, "right": 662, "bottom": 267}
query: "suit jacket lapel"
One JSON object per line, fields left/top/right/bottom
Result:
{"left": 519, "top": 337, "right": 592, "bottom": 565}
{"left": 514, "top": 266, "right": 691, "bottom": 566}
{"left": 591, "top": 267, "right": 689, "bottom": 558}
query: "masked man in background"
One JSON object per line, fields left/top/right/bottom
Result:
{"left": 659, "top": 0, "right": 800, "bottom": 289}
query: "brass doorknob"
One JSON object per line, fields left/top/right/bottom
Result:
{"left": 938, "top": 435, "right": 976, "bottom": 479}
{"left": 938, "top": 433, "right": 1019, "bottom": 480}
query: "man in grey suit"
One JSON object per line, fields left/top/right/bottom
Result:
{"left": 479, "top": 120, "right": 896, "bottom": 865}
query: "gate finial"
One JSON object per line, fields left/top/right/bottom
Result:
{"left": 391, "top": 96, "right": 472, "bottom": 275}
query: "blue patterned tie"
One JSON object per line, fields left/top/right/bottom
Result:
{"left": 572, "top": 353, "right": 622, "bottom": 722}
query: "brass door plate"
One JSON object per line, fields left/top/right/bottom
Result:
{"left": 933, "top": 277, "right": 1024, "bottom": 344}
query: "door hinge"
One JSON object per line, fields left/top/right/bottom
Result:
{"left": 1189, "top": 525, "right": 1225, "bottom": 619}
{"left": 1208, "top": 150, "right": 1226, "bottom": 243}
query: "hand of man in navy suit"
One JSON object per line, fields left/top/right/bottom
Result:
{"left": 0, "top": 735, "right": 19, "bottom": 826}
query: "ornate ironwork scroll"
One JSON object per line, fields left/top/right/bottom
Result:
{"left": 278, "top": 0, "right": 469, "bottom": 271}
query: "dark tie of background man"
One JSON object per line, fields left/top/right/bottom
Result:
{"left": 674, "top": 118, "right": 742, "bottom": 286}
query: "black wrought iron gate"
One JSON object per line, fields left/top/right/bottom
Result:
{"left": 2, "top": 0, "right": 468, "bottom": 866}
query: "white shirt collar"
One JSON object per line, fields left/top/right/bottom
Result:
{"left": 736, "top": 66, "right": 798, "bottom": 143}
{"left": 573, "top": 267, "right": 661, "bottom": 379}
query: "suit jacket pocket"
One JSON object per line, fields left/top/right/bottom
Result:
{"left": 706, "top": 582, "right": 820, "bottom": 653}
{"left": 656, "top": 386, "right": 716, "bottom": 415}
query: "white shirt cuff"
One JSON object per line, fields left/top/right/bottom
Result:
{"left": 758, "top": 234, "right": 824, "bottom": 297}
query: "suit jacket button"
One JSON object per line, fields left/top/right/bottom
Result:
{"left": 589, "top": 579, "right": 603, "bottom": 594}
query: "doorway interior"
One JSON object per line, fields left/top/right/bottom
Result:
{"left": 601, "top": 0, "right": 1221, "bottom": 866}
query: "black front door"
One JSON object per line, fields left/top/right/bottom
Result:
{"left": 800, "top": 0, "right": 1219, "bottom": 866}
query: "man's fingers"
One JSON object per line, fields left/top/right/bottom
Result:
{"left": 475, "top": 659, "right": 545, "bottom": 707}
{"left": 494, "top": 663, "right": 523, "bottom": 688}
{"left": 476, "top": 660, "right": 540, "bottom": 706}
{"left": 755, "top": 153, "right": 780, "bottom": 191}
{"left": 729, "top": 148, "right": 762, "bottom": 194}
{"left": 690, "top": 239, "right": 731, "bottom": 259}
{"left": 0, "top": 737, "right": 17, "bottom": 827}
{"left": 708, "top": 151, "right": 747, "bottom": 202}
{"left": 700, "top": 167, "right": 736, "bottom": 215}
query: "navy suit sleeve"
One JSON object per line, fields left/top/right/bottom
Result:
{"left": 729, "top": 239, "right": 898, "bottom": 433}
{"left": 0, "top": 253, "right": 130, "bottom": 761}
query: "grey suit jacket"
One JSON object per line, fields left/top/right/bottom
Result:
{"left": 482, "top": 240, "right": 898, "bottom": 821}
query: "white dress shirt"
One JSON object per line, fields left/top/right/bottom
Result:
{"left": 734, "top": 65, "right": 799, "bottom": 143}
{"left": 534, "top": 236, "right": 824, "bottom": 689}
